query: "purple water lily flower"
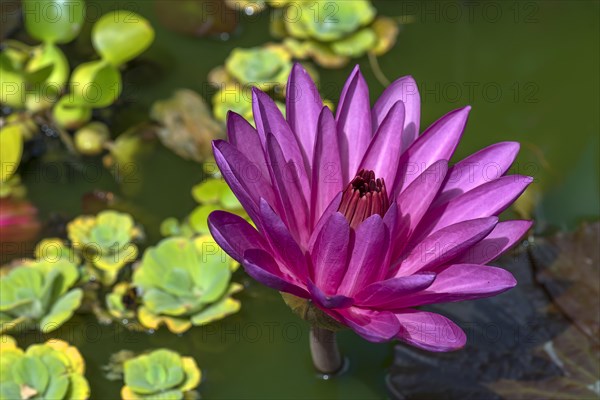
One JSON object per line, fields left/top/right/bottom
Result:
{"left": 208, "top": 64, "right": 532, "bottom": 352}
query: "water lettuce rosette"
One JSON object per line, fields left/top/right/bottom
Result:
{"left": 0, "top": 258, "right": 83, "bottom": 333}
{"left": 271, "top": 0, "right": 399, "bottom": 68}
{"left": 0, "top": 335, "right": 90, "bottom": 399}
{"left": 208, "top": 63, "right": 532, "bottom": 359}
{"left": 133, "top": 236, "right": 242, "bottom": 333}
{"left": 67, "top": 210, "right": 142, "bottom": 285}
{"left": 121, "top": 349, "right": 200, "bottom": 399}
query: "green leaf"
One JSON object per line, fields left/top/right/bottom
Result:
{"left": 0, "top": 124, "right": 23, "bottom": 182}
{"left": 24, "top": 0, "right": 86, "bottom": 44}
{"left": 42, "top": 374, "right": 69, "bottom": 400}
{"left": 39, "top": 288, "right": 83, "bottom": 333}
{"left": 188, "top": 204, "right": 220, "bottom": 235}
{"left": 69, "top": 60, "right": 122, "bottom": 107}
{"left": 191, "top": 297, "right": 240, "bottom": 326}
{"left": 52, "top": 96, "right": 92, "bottom": 129}
{"left": 92, "top": 10, "right": 154, "bottom": 66}
{"left": 0, "top": 52, "right": 26, "bottom": 108}
{"left": 13, "top": 356, "right": 49, "bottom": 394}
{"left": 25, "top": 43, "right": 69, "bottom": 90}
{"left": 191, "top": 179, "right": 229, "bottom": 204}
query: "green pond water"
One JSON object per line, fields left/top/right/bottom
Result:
{"left": 12, "top": 1, "right": 600, "bottom": 398}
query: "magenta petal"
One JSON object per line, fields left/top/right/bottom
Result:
{"left": 415, "top": 175, "right": 533, "bottom": 239}
{"left": 359, "top": 101, "right": 406, "bottom": 186}
{"left": 243, "top": 249, "right": 309, "bottom": 298}
{"left": 208, "top": 211, "right": 266, "bottom": 263}
{"left": 392, "top": 160, "right": 448, "bottom": 260}
{"left": 396, "top": 216, "right": 498, "bottom": 276}
{"left": 253, "top": 88, "right": 310, "bottom": 191}
{"left": 394, "top": 106, "right": 471, "bottom": 196}
{"left": 335, "top": 307, "right": 400, "bottom": 342}
{"left": 266, "top": 134, "right": 310, "bottom": 244}
{"left": 287, "top": 63, "right": 323, "bottom": 164}
{"left": 308, "top": 280, "right": 353, "bottom": 309}
{"left": 336, "top": 66, "right": 372, "bottom": 181}
{"left": 310, "top": 212, "right": 350, "bottom": 294}
{"left": 455, "top": 220, "right": 532, "bottom": 264}
{"left": 390, "top": 263, "right": 517, "bottom": 309}
{"left": 372, "top": 75, "right": 420, "bottom": 143}
{"left": 354, "top": 272, "right": 436, "bottom": 308}
{"left": 310, "top": 107, "right": 344, "bottom": 227}
{"left": 227, "top": 112, "right": 269, "bottom": 181}
{"left": 258, "top": 199, "right": 308, "bottom": 280}
{"left": 433, "top": 141, "right": 520, "bottom": 207}
{"left": 395, "top": 310, "right": 466, "bottom": 352}
{"left": 338, "top": 215, "right": 390, "bottom": 296}
{"left": 308, "top": 192, "right": 343, "bottom": 248}
{"left": 213, "top": 140, "right": 276, "bottom": 222}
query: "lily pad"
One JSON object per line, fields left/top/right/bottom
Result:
{"left": 0, "top": 124, "right": 23, "bottom": 182}
{"left": 69, "top": 60, "right": 122, "bottom": 108}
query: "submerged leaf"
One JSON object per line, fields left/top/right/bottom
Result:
{"left": 151, "top": 89, "right": 224, "bottom": 163}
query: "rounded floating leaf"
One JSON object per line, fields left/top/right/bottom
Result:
{"left": 0, "top": 51, "right": 26, "bottom": 108}
{"left": 52, "top": 96, "right": 91, "bottom": 129}
{"left": 24, "top": 0, "right": 85, "bottom": 44}
{"left": 25, "top": 43, "right": 69, "bottom": 92}
{"left": 69, "top": 60, "right": 122, "bottom": 107}
{"left": 0, "top": 124, "right": 23, "bottom": 182}
{"left": 92, "top": 10, "right": 155, "bottom": 66}
{"left": 74, "top": 122, "right": 110, "bottom": 156}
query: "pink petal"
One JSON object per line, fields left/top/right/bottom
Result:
{"left": 395, "top": 310, "right": 466, "bottom": 352}
{"left": 307, "top": 280, "right": 353, "bottom": 309}
{"left": 394, "top": 106, "right": 471, "bottom": 197}
{"left": 432, "top": 142, "right": 520, "bottom": 208}
{"left": 359, "top": 101, "right": 406, "bottom": 186}
{"left": 226, "top": 111, "right": 269, "bottom": 181}
{"left": 310, "top": 107, "right": 344, "bottom": 227}
{"left": 372, "top": 75, "right": 420, "bottom": 143}
{"left": 266, "top": 134, "right": 310, "bottom": 244}
{"left": 336, "top": 66, "right": 372, "bottom": 181}
{"left": 391, "top": 160, "right": 448, "bottom": 261}
{"left": 455, "top": 220, "right": 532, "bottom": 264}
{"left": 252, "top": 88, "right": 310, "bottom": 193}
{"left": 338, "top": 215, "right": 390, "bottom": 296}
{"left": 414, "top": 175, "right": 533, "bottom": 240}
{"left": 310, "top": 212, "right": 350, "bottom": 294}
{"left": 335, "top": 307, "right": 400, "bottom": 342}
{"left": 258, "top": 199, "right": 308, "bottom": 281}
{"left": 389, "top": 263, "right": 517, "bottom": 309}
{"left": 208, "top": 211, "right": 267, "bottom": 263}
{"left": 396, "top": 217, "right": 498, "bottom": 276}
{"left": 212, "top": 140, "right": 276, "bottom": 222}
{"left": 243, "top": 249, "right": 308, "bottom": 298}
{"left": 354, "top": 272, "right": 436, "bottom": 308}
{"left": 286, "top": 63, "right": 323, "bottom": 164}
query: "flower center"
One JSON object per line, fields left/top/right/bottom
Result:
{"left": 338, "top": 169, "right": 390, "bottom": 228}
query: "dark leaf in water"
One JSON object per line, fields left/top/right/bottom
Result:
{"left": 531, "top": 222, "right": 600, "bottom": 340}
{"left": 154, "top": 0, "right": 238, "bottom": 38}
{"left": 386, "top": 244, "right": 566, "bottom": 400}
{"left": 487, "top": 326, "right": 600, "bottom": 400}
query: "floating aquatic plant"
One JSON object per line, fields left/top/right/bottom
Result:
{"left": 106, "top": 282, "right": 138, "bottom": 322}
{"left": 0, "top": 257, "right": 82, "bottom": 333}
{"left": 132, "top": 236, "right": 242, "bottom": 333}
{"left": 161, "top": 177, "right": 248, "bottom": 240}
{"left": 208, "top": 64, "right": 532, "bottom": 373}
{"left": 67, "top": 210, "right": 143, "bottom": 286}
{"left": 0, "top": 124, "right": 24, "bottom": 198}
{"left": 270, "top": 0, "right": 399, "bottom": 68}
{"left": 208, "top": 44, "right": 323, "bottom": 125}
{"left": 1, "top": 0, "right": 154, "bottom": 155}
{"left": 121, "top": 349, "right": 201, "bottom": 399}
{"left": 151, "top": 89, "right": 224, "bottom": 163}
{"left": 0, "top": 335, "right": 90, "bottom": 399}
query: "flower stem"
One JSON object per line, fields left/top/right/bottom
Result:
{"left": 309, "top": 325, "right": 343, "bottom": 375}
